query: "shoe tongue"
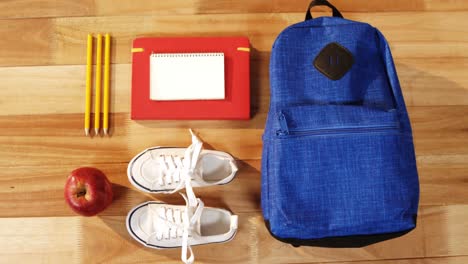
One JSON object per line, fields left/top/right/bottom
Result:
{"left": 194, "top": 215, "right": 202, "bottom": 236}
{"left": 188, "top": 203, "right": 203, "bottom": 236}
{"left": 193, "top": 162, "right": 204, "bottom": 181}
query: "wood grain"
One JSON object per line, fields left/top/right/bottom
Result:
{"left": 1, "top": 1, "right": 468, "bottom": 263}
{"left": 198, "top": 0, "right": 468, "bottom": 13}
{"left": 0, "top": 0, "right": 94, "bottom": 19}
{"left": 0, "top": 156, "right": 467, "bottom": 218}
{"left": 417, "top": 154, "right": 468, "bottom": 206}
{"left": 2, "top": 12, "right": 468, "bottom": 66}
{"left": 1, "top": 57, "right": 468, "bottom": 117}
{"left": 2, "top": 0, "right": 468, "bottom": 19}
{"left": 0, "top": 18, "right": 54, "bottom": 66}
{"left": 0, "top": 56, "right": 268, "bottom": 115}
{"left": 0, "top": 160, "right": 262, "bottom": 217}
{"left": 0, "top": 106, "right": 466, "bottom": 167}
{"left": 397, "top": 58, "right": 468, "bottom": 106}
{"left": 0, "top": 217, "right": 81, "bottom": 263}
{"left": 318, "top": 256, "right": 468, "bottom": 264}
{"left": 0, "top": 205, "right": 467, "bottom": 263}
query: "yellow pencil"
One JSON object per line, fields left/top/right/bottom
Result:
{"left": 84, "top": 34, "right": 93, "bottom": 136}
{"left": 103, "top": 34, "right": 111, "bottom": 135}
{"left": 94, "top": 34, "right": 103, "bottom": 135}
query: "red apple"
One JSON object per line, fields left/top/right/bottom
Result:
{"left": 64, "top": 167, "right": 113, "bottom": 216}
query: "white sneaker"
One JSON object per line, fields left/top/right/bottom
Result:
{"left": 127, "top": 129, "right": 238, "bottom": 196}
{"left": 126, "top": 194, "right": 238, "bottom": 264}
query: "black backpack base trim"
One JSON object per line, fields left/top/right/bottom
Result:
{"left": 265, "top": 219, "right": 416, "bottom": 248}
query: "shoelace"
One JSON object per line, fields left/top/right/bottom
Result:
{"left": 146, "top": 193, "right": 204, "bottom": 264}
{"left": 143, "top": 129, "right": 204, "bottom": 263}
{"left": 146, "top": 129, "right": 203, "bottom": 206}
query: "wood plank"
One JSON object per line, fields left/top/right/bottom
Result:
{"left": 44, "top": 11, "right": 468, "bottom": 62}
{"left": 0, "top": 106, "right": 466, "bottom": 166}
{"left": 1, "top": 205, "right": 467, "bottom": 263}
{"left": 2, "top": 12, "right": 468, "bottom": 66}
{"left": 0, "top": 160, "right": 262, "bottom": 217}
{"left": 0, "top": 18, "right": 54, "bottom": 66}
{"left": 198, "top": 0, "right": 468, "bottom": 13}
{"left": 2, "top": 122, "right": 466, "bottom": 167}
{"left": 397, "top": 58, "right": 468, "bottom": 106}
{"left": 410, "top": 106, "right": 468, "bottom": 156}
{"left": 390, "top": 42, "right": 468, "bottom": 59}
{"left": 2, "top": 1, "right": 468, "bottom": 19}
{"left": 0, "top": 154, "right": 467, "bottom": 218}
{"left": 181, "top": 205, "right": 468, "bottom": 263}
{"left": 0, "top": 54, "right": 268, "bottom": 115}
{"left": 0, "top": 125, "right": 264, "bottom": 165}
{"left": 417, "top": 155, "right": 468, "bottom": 206}
{"left": 0, "top": 217, "right": 81, "bottom": 263}
{"left": 0, "top": 1, "right": 466, "bottom": 263}
{"left": 0, "top": 64, "right": 133, "bottom": 115}
{"left": 316, "top": 256, "right": 468, "bottom": 264}
{"left": 422, "top": 206, "right": 468, "bottom": 257}
{"left": 0, "top": 57, "right": 467, "bottom": 118}
{"left": 0, "top": 0, "right": 93, "bottom": 19}
{"left": 94, "top": 0, "right": 197, "bottom": 17}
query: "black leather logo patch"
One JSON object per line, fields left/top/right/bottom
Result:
{"left": 313, "top": 42, "right": 354, "bottom": 80}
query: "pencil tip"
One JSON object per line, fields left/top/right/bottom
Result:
{"left": 85, "top": 129, "right": 89, "bottom": 136}
{"left": 95, "top": 128, "right": 100, "bottom": 135}
{"left": 103, "top": 129, "right": 108, "bottom": 135}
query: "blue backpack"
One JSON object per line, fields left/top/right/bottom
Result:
{"left": 261, "top": 0, "right": 419, "bottom": 247}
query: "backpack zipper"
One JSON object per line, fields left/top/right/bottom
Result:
{"left": 276, "top": 125, "right": 399, "bottom": 137}
{"left": 277, "top": 111, "right": 399, "bottom": 137}
{"left": 276, "top": 111, "right": 400, "bottom": 136}
{"left": 277, "top": 112, "right": 290, "bottom": 135}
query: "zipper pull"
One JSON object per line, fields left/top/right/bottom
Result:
{"left": 277, "top": 112, "right": 289, "bottom": 135}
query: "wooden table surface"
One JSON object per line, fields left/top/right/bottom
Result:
{"left": 1, "top": 0, "right": 468, "bottom": 263}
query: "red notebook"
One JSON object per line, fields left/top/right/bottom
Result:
{"left": 131, "top": 37, "right": 250, "bottom": 120}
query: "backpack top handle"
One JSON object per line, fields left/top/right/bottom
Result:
{"left": 305, "top": 0, "right": 344, "bottom": 21}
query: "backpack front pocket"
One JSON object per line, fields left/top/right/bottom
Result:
{"left": 267, "top": 104, "right": 418, "bottom": 239}
{"left": 276, "top": 104, "right": 400, "bottom": 137}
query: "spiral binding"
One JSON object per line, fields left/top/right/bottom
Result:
{"left": 150, "top": 52, "right": 224, "bottom": 57}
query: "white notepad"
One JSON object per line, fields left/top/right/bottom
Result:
{"left": 150, "top": 53, "right": 225, "bottom": 101}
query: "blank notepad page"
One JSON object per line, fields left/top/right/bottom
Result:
{"left": 150, "top": 53, "right": 225, "bottom": 101}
